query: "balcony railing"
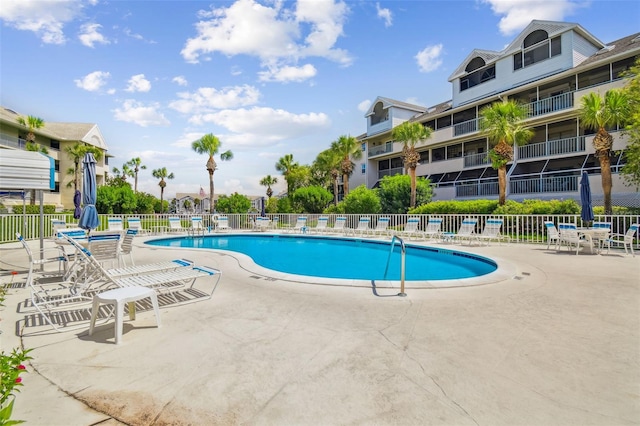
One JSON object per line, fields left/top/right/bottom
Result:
{"left": 455, "top": 181, "right": 499, "bottom": 197}
{"left": 463, "top": 152, "right": 490, "bottom": 168}
{"left": 368, "top": 144, "right": 394, "bottom": 157}
{"left": 510, "top": 175, "right": 579, "bottom": 194}
{"left": 378, "top": 167, "right": 404, "bottom": 179}
{"left": 518, "top": 136, "right": 586, "bottom": 159}
{"left": 526, "top": 92, "right": 574, "bottom": 118}
{"left": 453, "top": 118, "right": 478, "bottom": 136}
{"left": 0, "top": 136, "right": 27, "bottom": 150}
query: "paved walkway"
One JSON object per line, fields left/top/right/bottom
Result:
{"left": 1, "top": 235, "right": 639, "bottom": 425}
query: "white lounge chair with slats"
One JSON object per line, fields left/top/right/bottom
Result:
{"left": 168, "top": 217, "right": 187, "bottom": 233}
{"left": 309, "top": 216, "right": 328, "bottom": 234}
{"left": 326, "top": 217, "right": 346, "bottom": 234}
{"left": 423, "top": 217, "right": 443, "bottom": 240}
{"left": 447, "top": 218, "right": 478, "bottom": 245}
{"left": 370, "top": 217, "right": 391, "bottom": 237}
{"left": 398, "top": 217, "right": 422, "bottom": 239}
{"left": 476, "top": 218, "right": 508, "bottom": 245}
{"left": 346, "top": 217, "right": 371, "bottom": 237}
{"left": 107, "top": 217, "right": 124, "bottom": 232}
{"left": 189, "top": 217, "right": 205, "bottom": 236}
{"left": 127, "top": 217, "right": 147, "bottom": 234}
{"left": 216, "top": 216, "right": 230, "bottom": 232}
{"left": 286, "top": 216, "right": 307, "bottom": 233}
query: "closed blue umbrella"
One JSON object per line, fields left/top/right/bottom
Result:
{"left": 73, "top": 189, "right": 81, "bottom": 219}
{"left": 78, "top": 153, "right": 99, "bottom": 231}
{"left": 580, "top": 171, "right": 594, "bottom": 223}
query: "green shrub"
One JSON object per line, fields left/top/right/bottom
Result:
{"left": 409, "top": 200, "right": 498, "bottom": 215}
{"left": 378, "top": 175, "right": 433, "bottom": 214}
{"left": 493, "top": 199, "right": 580, "bottom": 215}
{"left": 11, "top": 205, "right": 56, "bottom": 214}
{"left": 333, "top": 185, "right": 381, "bottom": 214}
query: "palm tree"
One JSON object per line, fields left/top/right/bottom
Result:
{"left": 275, "top": 154, "right": 298, "bottom": 196}
{"left": 391, "top": 121, "right": 433, "bottom": 208}
{"left": 260, "top": 175, "right": 278, "bottom": 198}
{"left": 579, "top": 90, "right": 630, "bottom": 215}
{"left": 192, "top": 133, "right": 233, "bottom": 212}
{"left": 479, "top": 100, "right": 534, "bottom": 205}
{"left": 65, "top": 142, "right": 103, "bottom": 191}
{"left": 17, "top": 115, "right": 44, "bottom": 144}
{"left": 126, "top": 157, "right": 147, "bottom": 192}
{"left": 331, "top": 135, "right": 362, "bottom": 197}
{"left": 152, "top": 167, "right": 174, "bottom": 213}
{"left": 313, "top": 148, "right": 342, "bottom": 205}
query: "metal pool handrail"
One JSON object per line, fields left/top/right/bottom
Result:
{"left": 384, "top": 235, "right": 406, "bottom": 297}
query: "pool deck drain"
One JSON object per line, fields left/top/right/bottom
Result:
{"left": 1, "top": 236, "right": 638, "bottom": 425}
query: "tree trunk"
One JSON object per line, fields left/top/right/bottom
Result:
{"left": 343, "top": 173, "right": 349, "bottom": 197}
{"left": 160, "top": 188, "right": 164, "bottom": 213}
{"left": 409, "top": 166, "right": 417, "bottom": 208}
{"left": 498, "top": 165, "right": 507, "bottom": 205}
{"left": 333, "top": 178, "right": 339, "bottom": 205}
{"left": 598, "top": 155, "right": 613, "bottom": 215}
{"left": 209, "top": 171, "right": 215, "bottom": 213}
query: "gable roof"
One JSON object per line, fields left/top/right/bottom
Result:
{"left": 364, "top": 96, "right": 426, "bottom": 117}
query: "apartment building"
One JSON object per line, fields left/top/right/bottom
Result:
{"left": 0, "top": 106, "right": 109, "bottom": 210}
{"left": 350, "top": 20, "right": 640, "bottom": 207}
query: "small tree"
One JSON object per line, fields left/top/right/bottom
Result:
{"left": 192, "top": 133, "right": 233, "bottom": 212}
{"left": 340, "top": 185, "right": 381, "bottom": 214}
{"left": 391, "top": 121, "right": 433, "bottom": 208}
{"left": 292, "top": 186, "right": 333, "bottom": 213}
{"left": 378, "top": 174, "right": 433, "bottom": 214}
{"left": 260, "top": 175, "right": 278, "bottom": 198}
{"left": 331, "top": 135, "right": 362, "bottom": 197}
{"left": 275, "top": 154, "right": 298, "bottom": 196}
{"left": 152, "top": 167, "right": 174, "bottom": 213}
{"left": 126, "top": 157, "right": 147, "bottom": 192}
{"left": 216, "top": 193, "right": 251, "bottom": 213}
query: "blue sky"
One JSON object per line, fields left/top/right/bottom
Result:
{"left": 1, "top": 0, "right": 638, "bottom": 200}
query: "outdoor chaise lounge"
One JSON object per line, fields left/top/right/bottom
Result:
{"left": 423, "top": 217, "right": 443, "bottom": 240}
{"left": 308, "top": 216, "right": 328, "bottom": 234}
{"left": 286, "top": 216, "right": 307, "bottom": 233}
{"left": 107, "top": 217, "right": 124, "bottom": 232}
{"left": 325, "top": 217, "right": 346, "bottom": 234}
{"left": 445, "top": 218, "right": 478, "bottom": 245}
{"left": 476, "top": 218, "right": 508, "bottom": 245}
{"left": 189, "top": 216, "right": 205, "bottom": 236}
{"left": 398, "top": 217, "right": 422, "bottom": 239}
{"left": 370, "top": 217, "right": 391, "bottom": 237}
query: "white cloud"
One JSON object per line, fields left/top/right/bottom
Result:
{"left": 113, "top": 100, "right": 170, "bottom": 127}
{"left": 0, "top": 0, "right": 83, "bottom": 44}
{"left": 376, "top": 3, "right": 392, "bottom": 27}
{"left": 357, "top": 99, "right": 371, "bottom": 113}
{"left": 191, "top": 107, "right": 331, "bottom": 147}
{"left": 415, "top": 44, "right": 444, "bottom": 73}
{"left": 480, "top": 0, "right": 580, "bottom": 36}
{"left": 125, "top": 74, "right": 151, "bottom": 92}
{"left": 169, "top": 85, "right": 261, "bottom": 114}
{"left": 78, "top": 22, "right": 109, "bottom": 48}
{"left": 172, "top": 76, "right": 188, "bottom": 86}
{"left": 74, "top": 70, "right": 111, "bottom": 92}
{"left": 181, "top": 0, "right": 352, "bottom": 75}
{"left": 172, "top": 132, "right": 207, "bottom": 148}
{"left": 258, "top": 64, "right": 317, "bottom": 83}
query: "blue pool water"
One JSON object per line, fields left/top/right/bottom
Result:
{"left": 146, "top": 234, "right": 497, "bottom": 281}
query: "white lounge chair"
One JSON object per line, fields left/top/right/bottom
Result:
{"left": 286, "top": 216, "right": 307, "bottom": 233}
{"left": 544, "top": 221, "right": 561, "bottom": 250}
{"left": 558, "top": 223, "right": 593, "bottom": 255}
{"left": 254, "top": 217, "right": 271, "bottom": 231}
{"left": 309, "top": 216, "right": 329, "bottom": 234}
{"left": 51, "top": 219, "right": 68, "bottom": 237}
{"left": 476, "top": 218, "right": 508, "bottom": 245}
{"left": 107, "top": 217, "right": 123, "bottom": 232}
{"left": 398, "top": 217, "right": 422, "bottom": 239}
{"left": 603, "top": 223, "right": 638, "bottom": 256}
{"left": 118, "top": 229, "right": 138, "bottom": 267}
{"left": 448, "top": 218, "right": 478, "bottom": 244}
{"left": 370, "top": 217, "right": 391, "bottom": 237}
{"left": 216, "top": 216, "right": 230, "bottom": 232}
{"left": 423, "top": 217, "right": 443, "bottom": 240}
{"left": 17, "top": 233, "right": 68, "bottom": 280}
{"left": 168, "top": 217, "right": 187, "bottom": 233}
{"left": 270, "top": 216, "right": 279, "bottom": 230}
{"left": 346, "top": 217, "right": 371, "bottom": 237}
{"left": 127, "top": 217, "right": 146, "bottom": 234}
{"left": 326, "top": 217, "right": 346, "bottom": 234}
{"left": 88, "top": 232, "right": 122, "bottom": 268}
{"left": 189, "top": 216, "right": 205, "bottom": 236}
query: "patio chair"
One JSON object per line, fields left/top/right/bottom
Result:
{"left": 544, "top": 221, "right": 561, "bottom": 250}
{"left": 447, "top": 218, "right": 478, "bottom": 245}
{"left": 324, "top": 216, "right": 346, "bottom": 234}
{"left": 17, "top": 233, "right": 69, "bottom": 281}
{"left": 270, "top": 216, "right": 279, "bottom": 230}
{"left": 127, "top": 217, "right": 147, "bottom": 234}
{"left": 286, "top": 216, "right": 307, "bottom": 233}
{"left": 591, "top": 221, "right": 612, "bottom": 250}
{"left": 51, "top": 219, "right": 68, "bottom": 238}
{"left": 603, "top": 223, "right": 638, "bottom": 257}
{"left": 118, "top": 229, "right": 138, "bottom": 267}
{"left": 189, "top": 216, "right": 205, "bottom": 236}
{"left": 107, "top": 217, "right": 124, "bottom": 232}
{"left": 87, "top": 232, "right": 122, "bottom": 269}
{"left": 308, "top": 216, "right": 328, "bottom": 234}
{"left": 370, "top": 217, "right": 391, "bottom": 237}
{"left": 168, "top": 217, "right": 187, "bottom": 233}
{"left": 558, "top": 223, "right": 593, "bottom": 255}
{"left": 346, "top": 217, "right": 371, "bottom": 237}
{"left": 476, "top": 218, "right": 508, "bottom": 245}
{"left": 254, "top": 217, "right": 271, "bottom": 232}
{"left": 216, "top": 216, "right": 231, "bottom": 232}
{"left": 398, "top": 217, "right": 422, "bottom": 239}
{"left": 423, "top": 217, "right": 443, "bottom": 240}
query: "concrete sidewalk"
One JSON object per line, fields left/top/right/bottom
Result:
{"left": 1, "top": 237, "right": 639, "bottom": 425}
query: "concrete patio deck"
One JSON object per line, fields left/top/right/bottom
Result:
{"left": 1, "top": 235, "right": 638, "bottom": 425}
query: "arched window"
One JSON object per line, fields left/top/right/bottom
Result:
{"left": 465, "top": 57, "right": 486, "bottom": 73}
{"left": 370, "top": 102, "right": 389, "bottom": 125}
{"left": 514, "top": 30, "right": 561, "bottom": 70}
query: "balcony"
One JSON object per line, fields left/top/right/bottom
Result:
{"left": 463, "top": 152, "right": 490, "bottom": 168}
{"left": 378, "top": 167, "right": 403, "bottom": 180}
{"left": 368, "top": 143, "right": 394, "bottom": 157}
{"left": 453, "top": 118, "right": 478, "bottom": 137}
{"left": 0, "top": 136, "right": 27, "bottom": 149}
{"left": 518, "top": 136, "right": 586, "bottom": 160}
{"left": 526, "top": 92, "right": 574, "bottom": 118}
{"left": 510, "top": 175, "right": 579, "bottom": 194}
{"left": 455, "top": 181, "right": 499, "bottom": 197}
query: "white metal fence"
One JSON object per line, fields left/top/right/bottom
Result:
{"left": 2, "top": 213, "right": 638, "bottom": 248}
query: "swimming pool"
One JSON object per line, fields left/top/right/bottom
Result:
{"left": 146, "top": 234, "right": 498, "bottom": 284}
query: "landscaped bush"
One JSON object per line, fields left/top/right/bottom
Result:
{"left": 326, "top": 185, "right": 381, "bottom": 214}
{"left": 493, "top": 199, "right": 580, "bottom": 215}
{"left": 11, "top": 205, "right": 56, "bottom": 214}
{"left": 409, "top": 200, "right": 498, "bottom": 215}
{"left": 378, "top": 175, "right": 433, "bottom": 214}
